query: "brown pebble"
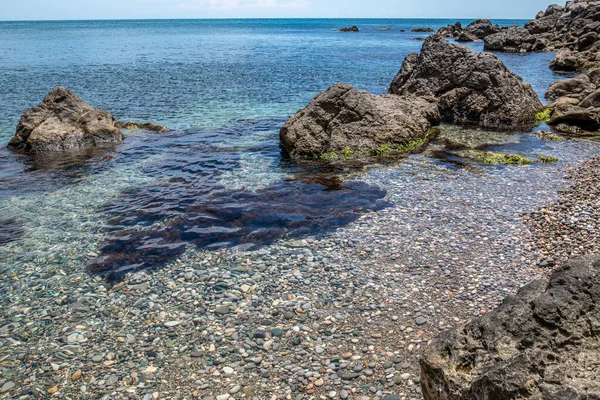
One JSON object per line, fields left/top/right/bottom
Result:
{"left": 48, "top": 386, "right": 58, "bottom": 394}
{"left": 71, "top": 370, "right": 82, "bottom": 381}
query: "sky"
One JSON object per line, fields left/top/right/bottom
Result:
{"left": 1, "top": 0, "right": 561, "bottom": 21}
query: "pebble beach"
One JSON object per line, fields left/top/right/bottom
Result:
{"left": 3, "top": 143, "right": 599, "bottom": 400}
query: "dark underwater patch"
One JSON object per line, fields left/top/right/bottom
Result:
{"left": 91, "top": 175, "right": 390, "bottom": 280}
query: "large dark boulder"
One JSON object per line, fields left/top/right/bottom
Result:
{"left": 464, "top": 19, "right": 500, "bottom": 39}
{"left": 389, "top": 35, "right": 543, "bottom": 130}
{"left": 8, "top": 87, "right": 123, "bottom": 154}
{"left": 421, "top": 256, "right": 600, "bottom": 400}
{"left": 279, "top": 83, "right": 440, "bottom": 160}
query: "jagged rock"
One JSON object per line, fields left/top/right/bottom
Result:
{"left": 550, "top": 48, "right": 600, "bottom": 72}
{"left": 550, "top": 48, "right": 586, "bottom": 71}
{"left": 484, "top": 26, "right": 541, "bottom": 52}
{"left": 436, "top": 22, "right": 462, "bottom": 38}
{"left": 8, "top": 87, "right": 123, "bottom": 154}
{"left": 464, "top": 19, "right": 500, "bottom": 39}
{"left": 545, "top": 74, "right": 594, "bottom": 101}
{"left": 411, "top": 27, "right": 434, "bottom": 32}
{"left": 455, "top": 31, "right": 478, "bottom": 42}
{"left": 279, "top": 83, "right": 440, "bottom": 160}
{"left": 339, "top": 26, "right": 359, "bottom": 32}
{"left": 421, "top": 256, "right": 600, "bottom": 400}
{"left": 549, "top": 102, "right": 600, "bottom": 132}
{"left": 115, "top": 121, "right": 170, "bottom": 133}
{"left": 487, "top": 1, "right": 600, "bottom": 69}
{"left": 545, "top": 70, "right": 600, "bottom": 133}
{"left": 389, "top": 35, "right": 543, "bottom": 130}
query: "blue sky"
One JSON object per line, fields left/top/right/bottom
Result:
{"left": 1, "top": 0, "right": 560, "bottom": 20}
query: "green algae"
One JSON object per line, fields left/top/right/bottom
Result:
{"left": 461, "top": 150, "right": 533, "bottom": 166}
{"left": 312, "top": 129, "right": 437, "bottom": 162}
{"left": 538, "top": 154, "right": 559, "bottom": 163}
{"left": 535, "top": 108, "right": 554, "bottom": 125}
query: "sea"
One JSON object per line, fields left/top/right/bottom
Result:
{"left": 0, "top": 19, "right": 592, "bottom": 279}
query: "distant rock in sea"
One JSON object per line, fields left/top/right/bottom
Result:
{"left": 389, "top": 35, "right": 543, "bottom": 130}
{"left": 339, "top": 26, "right": 359, "bottom": 32}
{"left": 411, "top": 27, "right": 434, "bottom": 32}
{"left": 8, "top": 87, "right": 123, "bottom": 154}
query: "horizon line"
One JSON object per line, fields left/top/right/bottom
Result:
{"left": 0, "top": 16, "right": 530, "bottom": 23}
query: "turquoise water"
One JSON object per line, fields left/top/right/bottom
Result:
{"left": 0, "top": 19, "right": 585, "bottom": 278}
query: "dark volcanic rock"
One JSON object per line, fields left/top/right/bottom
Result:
{"left": 279, "top": 83, "right": 440, "bottom": 160}
{"left": 545, "top": 70, "right": 600, "bottom": 133}
{"left": 339, "top": 26, "right": 359, "bottom": 32}
{"left": 464, "top": 19, "right": 500, "bottom": 39}
{"left": 436, "top": 21, "right": 462, "bottom": 38}
{"left": 389, "top": 35, "right": 543, "bottom": 130}
{"left": 550, "top": 48, "right": 600, "bottom": 72}
{"left": 485, "top": 0, "right": 600, "bottom": 67}
{"left": 411, "top": 27, "right": 434, "bottom": 32}
{"left": 455, "top": 31, "right": 478, "bottom": 42}
{"left": 8, "top": 87, "right": 123, "bottom": 154}
{"left": 483, "top": 25, "right": 544, "bottom": 52}
{"left": 421, "top": 256, "right": 600, "bottom": 400}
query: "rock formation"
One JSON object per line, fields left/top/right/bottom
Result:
{"left": 411, "top": 27, "right": 434, "bottom": 32}
{"left": 339, "top": 26, "right": 359, "bottom": 32}
{"left": 389, "top": 35, "right": 543, "bottom": 130}
{"left": 483, "top": 0, "right": 600, "bottom": 70}
{"left": 455, "top": 31, "right": 478, "bottom": 42}
{"left": 421, "top": 256, "right": 600, "bottom": 400}
{"left": 436, "top": 22, "right": 462, "bottom": 38}
{"left": 279, "top": 83, "right": 440, "bottom": 160}
{"left": 8, "top": 87, "right": 123, "bottom": 154}
{"left": 464, "top": 19, "right": 501, "bottom": 39}
{"left": 545, "top": 70, "right": 600, "bottom": 134}
{"left": 436, "top": 19, "right": 500, "bottom": 40}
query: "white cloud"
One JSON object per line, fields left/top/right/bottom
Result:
{"left": 177, "top": 0, "right": 310, "bottom": 11}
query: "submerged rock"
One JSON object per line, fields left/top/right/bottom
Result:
{"left": 115, "top": 121, "right": 170, "bottom": 133}
{"left": 279, "top": 82, "right": 440, "bottom": 160}
{"left": 389, "top": 35, "right": 543, "bottom": 130}
{"left": 421, "top": 256, "right": 600, "bottom": 400}
{"left": 8, "top": 87, "right": 123, "bottom": 154}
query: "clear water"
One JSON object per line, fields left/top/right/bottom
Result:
{"left": 0, "top": 19, "right": 593, "bottom": 278}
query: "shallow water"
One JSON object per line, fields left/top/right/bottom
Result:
{"left": 0, "top": 19, "right": 595, "bottom": 278}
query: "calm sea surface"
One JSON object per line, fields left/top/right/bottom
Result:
{"left": 0, "top": 19, "right": 590, "bottom": 278}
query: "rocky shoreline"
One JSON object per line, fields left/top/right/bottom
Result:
{"left": 2, "top": 2, "right": 600, "bottom": 400}
{"left": 3, "top": 152, "right": 578, "bottom": 400}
